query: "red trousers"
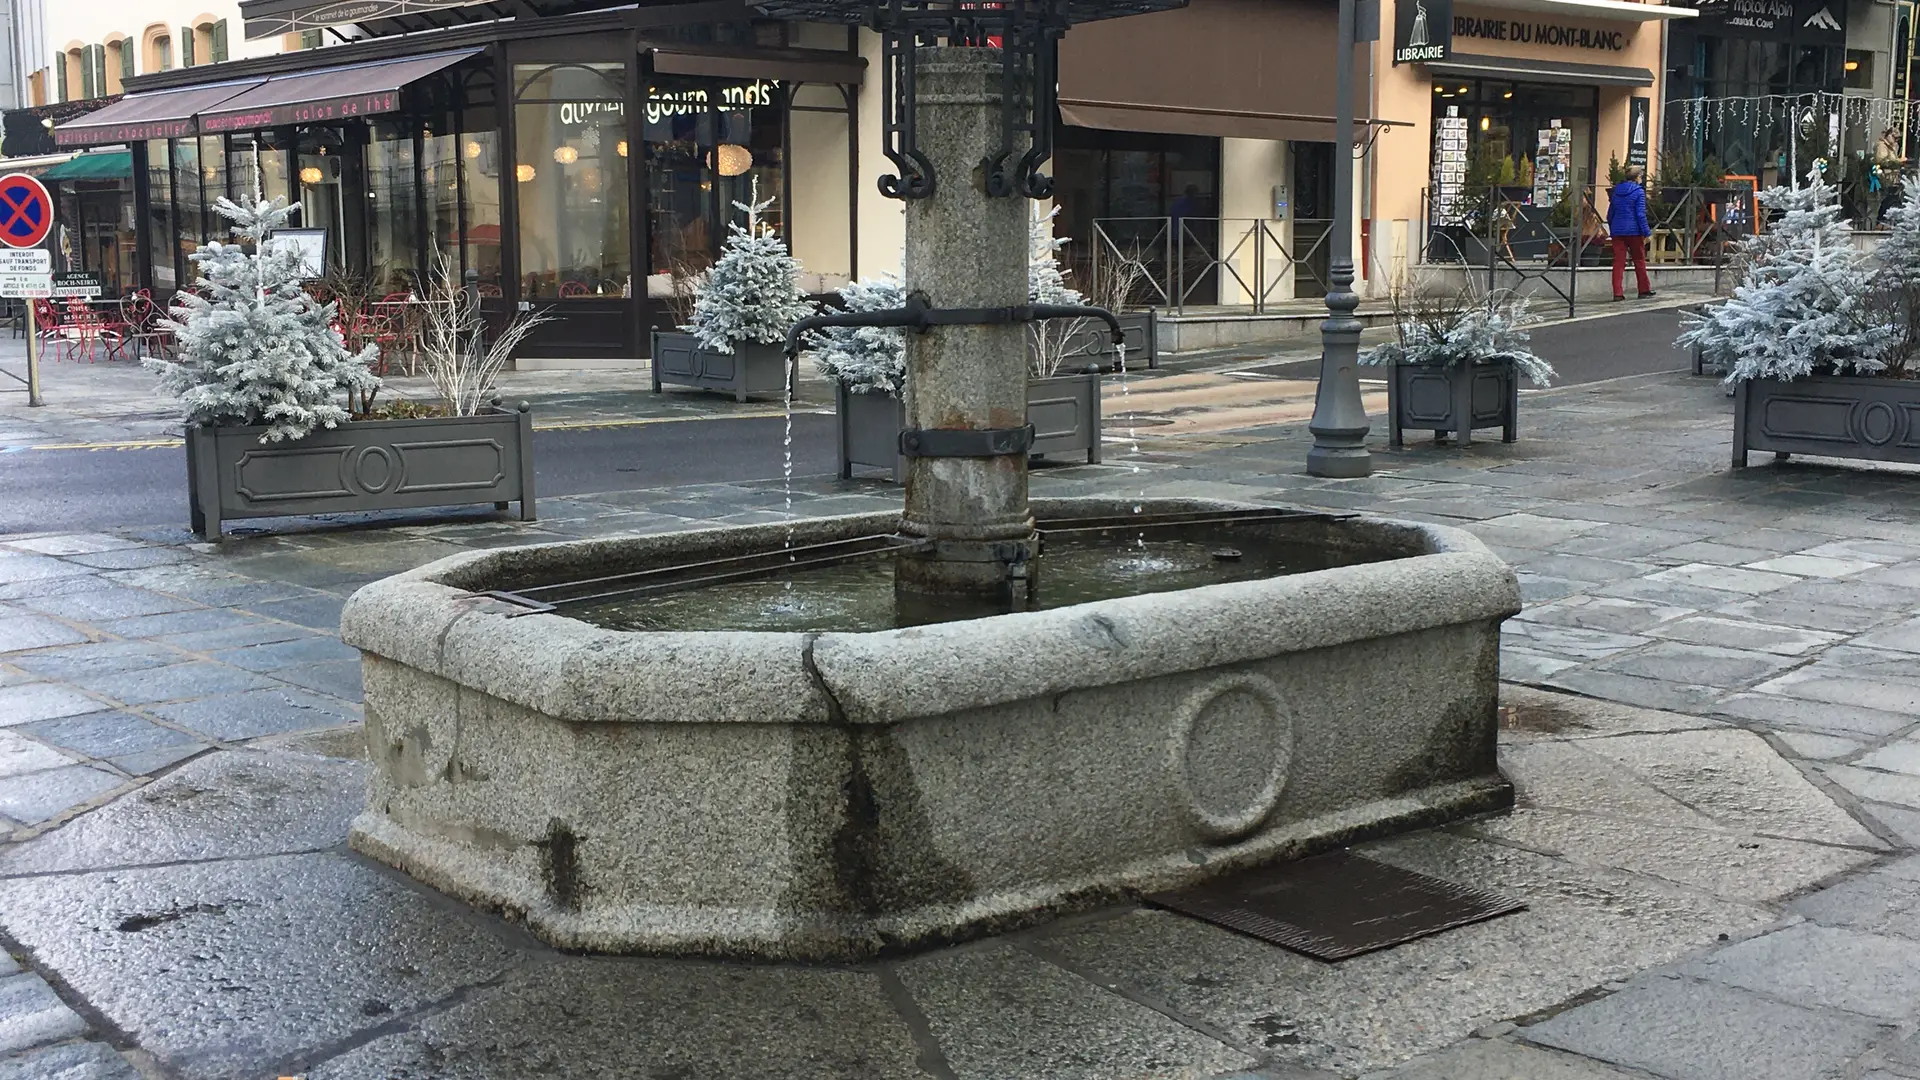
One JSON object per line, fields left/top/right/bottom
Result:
{"left": 1612, "top": 235, "right": 1651, "bottom": 297}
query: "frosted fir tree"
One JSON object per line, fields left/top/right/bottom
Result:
{"left": 805, "top": 276, "right": 906, "bottom": 394}
{"left": 1028, "top": 204, "right": 1088, "bottom": 377}
{"left": 1872, "top": 178, "right": 1920, "bottom": 373}
{"left": 1362, "top": 284, "right": 1555, "bottom": 387}
{"left": 685, "top": 180, "right": 817, "bottom": 353}
{"left": 1680, "top": 179, "right": 1893, "bottom": 383}
{"left": 149, "top": 197, "right": 379, "bottom": 442}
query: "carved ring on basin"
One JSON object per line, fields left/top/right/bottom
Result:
{"left": 340, "top": 497, "right": 1521, "bottom": 961}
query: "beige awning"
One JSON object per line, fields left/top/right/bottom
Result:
{"left": 1058, "top": 0, "right": 1399, "bottom": 144}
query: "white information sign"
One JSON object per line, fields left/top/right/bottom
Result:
{"left": 0, "top": 272, "right": 51, "bottom": 297}
{"left": 0, "top": 248, "right": 50, "bottom": 273}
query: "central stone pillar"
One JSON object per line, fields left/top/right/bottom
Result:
{"left": 895, "top": 46, "right": 1037, "bottom": 600}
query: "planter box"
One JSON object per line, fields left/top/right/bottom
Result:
{"left": 1386, "top": 358, "right": 1519, "bottom": 448}
{"left": 187, "top": 405, "right": 535, "bottom": 540}
{"left": 650, "top": 330, "right": 792, "bottom": 402}
{"left": 837, "top": 371, "right": 1102, "bottom": 481}
{"left": 1734, "top": 374, "right": 1920, "bottom": 468}
{"left": 1048, "top": 310, "right": 1157, "bottom": 371}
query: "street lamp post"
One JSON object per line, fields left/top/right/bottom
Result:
{"left": 1306, "top": 0, "right": 1376, "bottom": 478}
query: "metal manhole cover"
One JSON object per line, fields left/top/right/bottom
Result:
{"left": 1145, "top": 850, "right": 1525, "bottom": 961}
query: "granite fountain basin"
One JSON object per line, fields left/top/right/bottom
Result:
{"left": 339, "top": 497, "right": 1520, "bottom": 960}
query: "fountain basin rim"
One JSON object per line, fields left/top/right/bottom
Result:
{"left": 340, "top": 497, "right": 1520, "bottom": 727}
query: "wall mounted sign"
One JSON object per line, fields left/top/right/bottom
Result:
{"left": 241, "top": 0, "right": 492, "bottom": 39}
{"left": 1680, "top": 0, "right": 1846, "bottom": 45}
{"left": 1394, "top": 0, "right": 1452, "bottom": 64}
{"left": 1452, "top": 14, "right": 1629, "bottom": 51}
{"left": 1627, "top": 97, "right": 1651, "bottom": 168}
{"left": 264, "top": 228, "right": 329, "bottom": 279}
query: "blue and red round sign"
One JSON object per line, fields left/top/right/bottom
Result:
{"left": 0, "top": 174, "right": 53, "bottom": 249}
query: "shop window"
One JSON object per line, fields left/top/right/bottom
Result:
{"left": 459, "top": 99, "right": 503, "bottom": 289}
{"left": 145, "top": 140, "right": 176, "bottom": 289}
{"left": 171, "top": 139, "right": 202, "bottom": 284}
{"left": 367, "top": 119, "right": 421, "bottom": 291}
{"left": 296, "top": 128, "right": 347, "bottom": 273}
{"left": 642, "top": 74, "right": 787, "bottom": 291}
{"left": 227, "top": 133, "right": 288, "bottom": 207}
{"left": 513, "top": 62, "right": 630, "bottom": 300}
{"left": 1052, "top": 129, "right": 1220, "bottom": 301}
{"left": 199, "top": 136, "right": 227, "bottom": 241}
{"left": 1846, "top": 50, "right": 1875, "bottom": 90}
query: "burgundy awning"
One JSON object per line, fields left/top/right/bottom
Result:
{"left": 54, "top": 80, "right": 264, "bottom": 148}
{"left": 195, "top": 49, "right": 482, "bottom": 133}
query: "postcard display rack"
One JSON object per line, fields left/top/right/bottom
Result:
{"left": 1432, "top": 107, "right": 1469, "bottom": 226}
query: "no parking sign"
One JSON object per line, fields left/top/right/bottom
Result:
{"left": 0, "top": 173, "right": 53, "bottom": 250}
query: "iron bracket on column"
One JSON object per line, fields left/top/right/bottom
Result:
{"left": 784, "top": 291, "right": 1123, "bottom": 357}
{"left": 899, "top": 424, "right": 1035, "bottom": 457}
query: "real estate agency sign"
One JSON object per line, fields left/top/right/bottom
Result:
{"left": 1394, "top": 0, "right": 1453, "bottom": 63}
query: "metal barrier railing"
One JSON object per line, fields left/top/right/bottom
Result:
{"left": 1420, "top": 184, "right": 1750, "bottom": 311}
{"left": 1088, "top": 216, "right": 1334, "bottom": 316}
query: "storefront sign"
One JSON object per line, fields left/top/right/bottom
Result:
{"left": 642, "top": 81, "right": 780, "bottom": 125}
{"left": 200, "top": 90, "right": 400, "bottom": 134}
{"left": 51, "top": 271, "right": 102, "bottom": 299}
{"left": 1394, "top": 0, "right": 1452, "bottom": 64}
{"left": 55, "top": 121, "right": 194, "bottom": 147}
{"left": 1627, "top": 97, "right": 1651, "bottom": 168}
{"left": 1681, "top": 0, "right": 1845, "bottom": 45}
{"left": 1452, "top": 14, "right": 1628, "bottom": 50}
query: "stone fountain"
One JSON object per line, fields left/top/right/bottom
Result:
{"left": 340, "top": 4, "right": 1520, "bottom": 961}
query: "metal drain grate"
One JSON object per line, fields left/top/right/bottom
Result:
{"left": 1146, "top": 850, "right": 1525, "bottom": 961}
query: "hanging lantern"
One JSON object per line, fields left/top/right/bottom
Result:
{"left": 516, "top": 163, "right": 536, "bottom": 182}
{"left": 616, "top": 140, "right": 628, "bottom": 158}
{"left": 553, "top": 145, "right": 579, "bottom": 165}
{"left": 299, "top": 165, "right": 323, "bottom": 185}
{"left": 464, "top": 140, "right": 484, "bottom": 159}
{"left": 713, "top": 143, "right": 752, "bottom": 176}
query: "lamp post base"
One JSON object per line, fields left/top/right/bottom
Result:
{"left": 1307, "top": 444, "right": 1374, "bottom": 479}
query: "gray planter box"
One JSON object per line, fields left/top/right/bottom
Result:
{"left": 1386, "top": 358, "right": 1519, "bottom": 448}
{"left": 650, "top": 330, "right": 793, "bottom": 402}
{"left": 187, "top": 405, "right": 535, "bottom": 540}
{"left": 837, "top": 371, "right": 1102, "bottom": 481}
{"left": 1047, "top": 310, "right": 1157, "bottom": 371}
{"left": 1734, "top": 374, "right": 1920, "bottom": 468}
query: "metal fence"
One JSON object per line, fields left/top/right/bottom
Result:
{"left": 1087, "top": 216, "right": 1334, "bottom": 315}
{"left": 1420, "top": 184, "right": 1751, "bottom": 313}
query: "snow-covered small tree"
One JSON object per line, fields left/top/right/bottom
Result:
{"left": 805, "top": 276, "right": 907, "bottom": 395}
{"left": 1680, "top": 179, "right": 1893, "bottom": 383}
{"left": 149, "top": 197, "right": 380, "bottom": 443}
{"left": 685, "top": 180, "right": 817, "bottom": 353}
{"left": 1362, "top": 283, "right": 1555, "bottom": 387}
{"left": 1872, "top": 177, "right": 1920, "bottom": 374}
{"left": 1028, "top": 204, "right": 1089, "bottom": 378}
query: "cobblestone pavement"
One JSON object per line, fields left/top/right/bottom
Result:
{"left": 3, "top": 337, "right": 1918, "bottom": 1076}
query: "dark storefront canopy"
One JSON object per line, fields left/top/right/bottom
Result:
{"left": 1425, "top": 53, "right": 1654, "bottom": 88}
{"left": 196, "top": 49, "right": 483, "bottom": 132}
{"left": 55, "top": 80, "right": 265, "bottom": 148}
{"left": 647, "top": 43, "right": 866, "bottom": 85}
{"left": 1055, "top": 0, "right": 1395, "bottom": 143}
{"left": 240, "top": 0, "right": 632, "bottom": 39}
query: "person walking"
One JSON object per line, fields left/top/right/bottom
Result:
{"left": 1608, "top": 165, "right": 1654, "bottom": 300}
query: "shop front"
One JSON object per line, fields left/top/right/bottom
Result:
{"left": 53, "top": 1, "right": 862, "bottom": 361}
{"left": 1371, "top": 0, "right": 1692, "bottom": 266}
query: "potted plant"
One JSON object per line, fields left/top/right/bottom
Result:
{"left": 814, "top": 207, "right": 1103, "bottom": 481}
{"left": 1364, "top": 281, "right": 1555, "bottom": 448}
{"left": 651, "top": 183, "right": 816, "bottom": 402}
{"left": 1683, "top": 178, "right": 1911, "bottom": 468}
{"left": 156, "top": 196, "right": 547, "bottom": 540}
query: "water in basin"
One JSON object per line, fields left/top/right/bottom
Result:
{"left": 565, "top": 532, "right": 1380, "bottom": 633}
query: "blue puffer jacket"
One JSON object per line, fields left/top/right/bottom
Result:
{"left": 1607, "top": 180, "right": 1651, "bottom": 238}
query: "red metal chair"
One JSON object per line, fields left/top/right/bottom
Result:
{"left": 559, "top": 280, "right": 591, "bottom": 298}
{"left": 477, "top": 283, "right": 503, "bottom": 298}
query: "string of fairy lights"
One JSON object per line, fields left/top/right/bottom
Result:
{"left": 1668, "top": 92, "right": 1920, "bottom": 159}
